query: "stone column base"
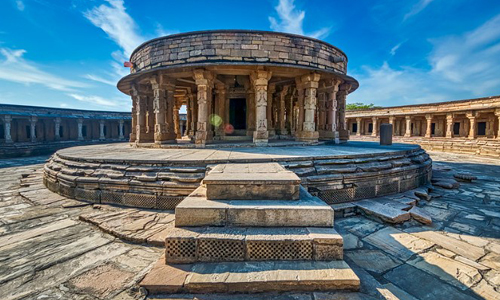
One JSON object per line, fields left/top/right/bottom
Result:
{"left": 339, "top": 129, "right": 349, "bottom": 141}
{"left": 295, "top": 131, "right": 319, "bottom": 142}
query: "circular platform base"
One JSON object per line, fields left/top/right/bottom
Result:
{"left": 43, "top": 141, "right": 432, "bottom": 209}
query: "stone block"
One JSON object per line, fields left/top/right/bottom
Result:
{"left": 380, "top": 124, "right": 393, "bottom": 145}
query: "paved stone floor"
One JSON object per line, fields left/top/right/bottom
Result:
{"left": 0, "top": 151, "right": 499, "bottom": 299}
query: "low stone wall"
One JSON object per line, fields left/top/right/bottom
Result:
{"left": 350, "top": 136, "right": 500, "bottom": 158}
{"left": 43, "top": 145, "right": 432, "bottom": 209}
{"left": 0, "top": 140, "right": 125, "bottom": 158}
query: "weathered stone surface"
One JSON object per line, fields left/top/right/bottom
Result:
{"left": 363, "top": 227, "right": 434, "bottom": 261}
{"left": 356, "top": 200, "right": 410, "bottom": 224}
{"left": 409, "top": 206, "right": 432, "bottom": 224}
{"left": 345, "top": 250, "right": 402, "bottom": 274}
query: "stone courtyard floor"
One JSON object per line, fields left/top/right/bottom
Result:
{"left": 0, "top": 152, "right": 499, "bottom": 299}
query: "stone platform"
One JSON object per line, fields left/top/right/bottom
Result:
{"left": 43, "top": 141, "right": 432, "bottom": 209}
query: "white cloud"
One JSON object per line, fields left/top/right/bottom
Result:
{"left": 403, "top": 0, "right": 434, "bottom": 21}
{"left": 350, "top": 14, "right": 500, "bottom": 106}
{"left": 390, "top": 42, "right": 403, "bottom": 56}
{"left": 269, "top": 0, "right": 331, "bottom": 39}
{"left": 68, "top": 93, "right": 123, "bottom": 107}
{"left": 83, "top": 0, "right": 145, "bottom": 86}
{"left": 0, "top": 48, "right": 87, "bottom": 91}
{"left": 15, "top": 0, "right": 25, "bottom": 11}
{"left": 84, "top": 0, "right": 144, "bottom": 57}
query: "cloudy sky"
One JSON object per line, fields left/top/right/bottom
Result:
{"left": 1, "top": 0, "right": 500, "bottom": 111}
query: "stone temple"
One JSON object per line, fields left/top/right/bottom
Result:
{"left": 117, "top": 30, "right": 358, "bottom": 146}
{"left": 41, "top": 30, "right": 434, "bottom": 295}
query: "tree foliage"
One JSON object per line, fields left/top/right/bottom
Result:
{"left": 346, "top": 102, "right": 381, "bottom": 111}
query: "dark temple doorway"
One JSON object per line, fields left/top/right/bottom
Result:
{"left": 229, "top": 98, "right": 247, "bottom": 131}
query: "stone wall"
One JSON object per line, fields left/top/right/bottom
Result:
{"left": 129, "top": 30, "right": 347, "bottom": 75}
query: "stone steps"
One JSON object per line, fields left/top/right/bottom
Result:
{"left": 140, "top": 258, "right": 360, "bottom": 294}
{"left": 175, "top": 186, "right": 334, "bottom": 227}
{"left": 165, "top": 226, "right": 343, "bottom": 263}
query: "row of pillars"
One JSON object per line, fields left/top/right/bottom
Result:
{"left": 2, "top": 115, "right": 126, "bottom": 143}
{"left": 352, "top": 110, "right": 500, "bottom": 139}
{"left": 130, "top": 69, "right": 351, "bottom": 146}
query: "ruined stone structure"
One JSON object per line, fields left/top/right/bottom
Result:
{"left": 346, "top": 95, "right": 500, "bottom": 157}
{"left": 117, "top": 30, "right": 358, "bottom": 146}
{"left": 0, "top": 104, "right": 132, "bottom": 157}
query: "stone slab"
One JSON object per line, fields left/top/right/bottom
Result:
{"left": 204, "top": 163, "right": 301, "bottom": 200}
{"left": 165, "top": 226, "right": 343, "bottom": 263}
{"left": 142, "top": 259, "right": 359, "bottom": 294}
{"left": 175, "top": 186, "right": 333, "bottom": 227}
{"left": 356, "top": 200, "right": 410, "bottom": 224}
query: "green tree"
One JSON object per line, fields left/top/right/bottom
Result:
{"left": 346, "top": 102, "right": 381, "bottom": 111}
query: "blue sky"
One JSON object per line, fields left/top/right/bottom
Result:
{"left": 1, "top": 0, "right": 500, "bottom": 111}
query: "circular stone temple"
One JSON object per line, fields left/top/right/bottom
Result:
{"left": 117, "top": 30, "right": 359, "bottom": 146}
{"left": 43, "top": 30, "right": 432, "bottom": 210}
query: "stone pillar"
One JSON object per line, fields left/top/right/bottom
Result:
{"left": 119, "top": 119, "right": 124, "bottom": 139}
{"left": 296, "top": 73, "right": 320, "bottom": 142}
{"left": 446, "top": 113, "right": 454, "bottom": 138}
{"left": 189, "top": 93, "right": 197, "bottom": 138}
{"left": 29, "top": 116, "right": 37, "bottom": 142}
{"left": 54, "top": 117, "right": 61, "bottom": 140}
{"left": 467, "top": 112, "right": 476, "bottom": 139}
{"left": 99, "top": 120, "right": 105, "bottom": 140}
{"left": 371, "top": 117, "right": 378, "bottom": 137}
{"left": 425, "top": 114, "right": 432, "bottom": 138}
{"left": 77, "top": 118, "right": 84, "bottom": 141}
{"left": 151, "top": 75, "right": 170, "bottom": 143}
{"left": 185, "top": 98, "right": 190, "bottom": 138}
{"left": 267, "top": 83, "right": 276, "bottom": 138}
{"left": 326, "top": 79, "right": 341, "bottom": 142}
{"left": 129, "top": 104, "right": 137, "bottom": 142}
{"left": 193, "top": 69, "right": 214, "bottom": 146}
{"left": 356, "top": 118, "right": 362, "bottom": 136}
{"left": 3, "top": 115, "right": 12, "bottom": 143}
{"left": 295, "top": 78, "right": 304, "bottom": 136}
{"left": 133, "top": 85, "right": 146, "bottom": 143}
{"left": 496, "top": 110, "right": 500, "bottom": 139}
{"left": 388, "top": 116, "right": 395, "bottom": 135}
{"left": 278, "top": 86, "right": 289, "bottom": 136}
{"left": 337, "top": 83, "right": 350, "bottom": 141}
{"left": 174, "top": 104, "right": 181, "bottom": 139}
{"left": 214, "top": 82, "right": 226, "bottom": 139}
{"left": 317, "top": 92, "right": 326, "bottom": 135}
{"left": 250, "top": 70, "right": 272, "bottom": 145}
{"left": 404, "top": 116, "right": 412, "bottom": 137}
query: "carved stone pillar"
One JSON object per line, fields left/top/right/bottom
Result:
{"left": 389, "top": 116, "right": 395, "bottom": 135}
{"left": 133, "top": 85, "right": 146, "bottom": 143}
{"left": 77, "top": 118, "right": 84, "bottom": 141}
{"left": 29, "top": 116, "right": 37, "bottom": 142}
{"left": 53, "top": 117, "right": 61, "bottom": 141}
{"left": 467, "top": 112, "right": 476, "bottom": 139}
{"left": 325, "top": 79, "right": 341, "bottom": 142}
{"left": 129, "top": 104, "right": 137, "bottom": 142}
{"left": 278, "top": 86, "right": 289, "bottom": 136}
{"left": 99, "top": 120, "right": 105, "bottom": 140}
{"left": 404, "top": 116, "right": 412, "bottom": 137}
{"left": 295, "top": 78, "right": 304, "bottom": 136}
{"left": 371, "top": 117, "right": 378, "bottom": 137}
{"left": 3, "top": 115, "right": 12, "bottom": 143}
{"left": 185, "top": 98, "right": 190, "bottom": 138}
{"left": 296, "top": 73, "right": 320, "bottom": 142}
{"left": 193, "top": 69, "right": 214, "bottom": 146}
{"left": 173, "top": 104, "right": 181, "bottom": 139}
{"left": 446, "top": 113, "right": 454, "bottom": 138}
{"left": 337, "top": 83, "right": 350, "bottom": 141}
{"left": 317, "top": 92, "right": 326, "bottom": 133}
{"left": 119, "top": 119, "right": 124, "bottom": 139}
{"left": 496, "top": 110, "right": 500, "bottom": 139}
{"left": 151, "top": 75, "right": 176, "bottom": 143}
{"left": 425, "top": 114, "right": 432, "bottom": 138}
{"left": 188, "top": 93, "right": 197, "bottom": 138}
{"left": 356, "top": 118, "right": 362, "bottom": 136}
{"left": 250, "top": 70, "right": 272, "bottom": 145}
{"left": 267, "top": 83, "right": 276, "bottom": 138}
{"left": 214, "top": 82, "right": 226, "bottom": 139}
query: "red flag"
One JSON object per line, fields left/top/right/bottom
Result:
{"left": 124, "top": 61, "right": 133, "bottom": 67}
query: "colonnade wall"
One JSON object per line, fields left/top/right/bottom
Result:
{"left": 0, "top": 104, "right": 137, "bottom": 157}
{"left": 346, "top": 95, "right": 500, "bottom": 139}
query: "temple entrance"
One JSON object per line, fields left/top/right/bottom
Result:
{"left": 229, "top": 98, "right": 247, "bottom": 132}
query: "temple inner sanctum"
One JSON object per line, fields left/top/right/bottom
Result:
{"left": 117, "top": 30, "right": 358, "bottom": 146}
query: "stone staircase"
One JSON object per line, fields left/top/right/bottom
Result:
{"left": 140, "top": 162, "right": 360, "bottom": 294}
